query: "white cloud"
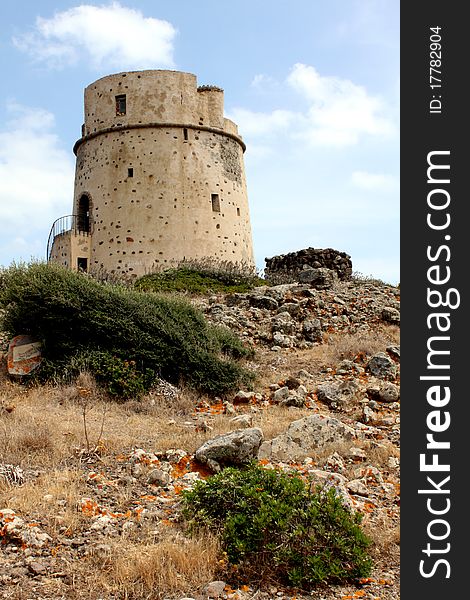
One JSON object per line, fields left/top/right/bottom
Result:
{"left": 351, "top": 170, "right": 398, "bottom": 191}
{"left": 251, "top": 74, "right": 278, "bottom": 89}
{"left": 228, "top": 108, "right": 296, "bottom": 137}
{"left": 287, "top": 63, "right": 395, "bottom": 146}
{"left": 230, "top": 63, "right": 395, "bottom": 149}
{"left": 13, "top": 2, "right": 177, "bottom": 70}
{"left": 0, "top": 103, "right": 74, "bottom": 265}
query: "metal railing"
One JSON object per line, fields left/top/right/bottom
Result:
{"left": 46, "top": 214, "right": 91, "bottom": 261}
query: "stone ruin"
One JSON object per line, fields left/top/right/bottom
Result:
{"left": 264, "top": 248, "right": 352, "bottom": 285}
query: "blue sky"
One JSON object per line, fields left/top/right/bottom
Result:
{"left": 0, "top": 1, "right": 399, "bottom": 283}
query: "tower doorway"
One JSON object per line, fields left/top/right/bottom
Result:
{"left": 77, "top": 195, "right": 91, "bottom": 233}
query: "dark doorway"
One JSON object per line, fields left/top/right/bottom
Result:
{"left": 77, "top": 195, "right": 91, "bottom": 233}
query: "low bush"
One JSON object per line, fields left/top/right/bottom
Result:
{"left": 182, "top": 462, "right": 372, "bottom": 589}
{"left": 135, "top": 258, "right": 265, "bottom": 294}
{"left": 0, "top": 262, "right": 254, "bottom": 397}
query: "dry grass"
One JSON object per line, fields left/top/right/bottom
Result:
{"left": 253, "top": 325, "right": 400, "bottom": 389}
{"left": 364, "top": 517, "right": 400, "bottom": 561}
{"left": 321, "top": 325, "right": 400, "bottom": 365}
{"left": 0, "top": 468, "right": 87, "bottom": 536}
{"left": 1, "top": 365, "right": 314, "bottom": 471}
{"left": 92, "top": 530, "right": 221, "bottom": 599}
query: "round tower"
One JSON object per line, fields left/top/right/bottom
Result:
{"left": 72, "top": 70, "right": 254, "bottom": 277}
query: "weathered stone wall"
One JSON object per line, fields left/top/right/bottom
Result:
{"left": 49, "top": 231, "right": 91, "bottom": 271}
{"left": 264, "top": 248, "right": 352, "bottom": 282}
{"left": 70, "top": 70, "right": 254, "bottom": 277}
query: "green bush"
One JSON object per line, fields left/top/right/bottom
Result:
{"left": 182, "top": 463, "right": 372, "bottom": 588}
{"left": 135, "top": 259, "right": 265, "bottom": 294}
{"left": 0, "top": 262, "right": 254, "bottom": 397}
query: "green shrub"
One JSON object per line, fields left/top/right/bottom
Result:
{"left": 0, "top": 262, "right": 254, "bottom": 397}
{"left": 135, "top": 259, "right": 265, "bottom": 294}
{"left": 182, "top": 463, "right": 372, "bottom": 588}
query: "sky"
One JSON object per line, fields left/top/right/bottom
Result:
{"left": 0, "top": 0, "right": 399, "bottom": 283}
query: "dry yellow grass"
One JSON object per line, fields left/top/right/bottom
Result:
{"left": 253, "top": 325, "right": 400, "bottom": 389}
{"left": 96, "top": 530, "right": 221, "bottom": 599}
{"left": 1, "top": 363, "right": 316, "bottom": 473}
{"left": 0, "top": 468, "right": 87, "bottom": 536}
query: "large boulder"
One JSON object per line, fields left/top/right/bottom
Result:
{"left": 258, "top": 415, "right": 357, "bottom": 462}
{"left": 366, "top": 352, "right": 397, "bottom": 380}
{"left": 195, "top": 428, "right": 264, "bottom": 472}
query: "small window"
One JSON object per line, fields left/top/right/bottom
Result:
{"left": 115, "top": 94, "right": 126, "bottom": 116}
{"left": 183, "top": 128, "right": 188, "bottom": 141}
{"left": 211, "top": 194, "right": 220, "bottom": 212}
{"left": 77, "top": 257, "right": 88, "bottom": 272}
{"left": 237, "top": 207, "right": 240, "bottom": 216}
{"left": 128, "top": 167, "right": 134, "bottom": 177}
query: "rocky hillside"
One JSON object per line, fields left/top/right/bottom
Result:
{"left": 0, "top": 276, "right": 400, "bottom": 600}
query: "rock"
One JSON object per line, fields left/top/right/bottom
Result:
{"left": 129, "top": 448, "right": 158, "bottom": 464}
{"left": 302, "top": 318, "right": 322, "bottom": 342}
{"left": 298, "top": 267, "right": 338, "bottom": 289}
{"left": 229, "top": 414, "right": 253, "bottom": 428}
{"left": 316, "top": 380, "right": 359, "bottom": 410}
{"left": 223, "top": 401, "right": 236, "bottom": 414}
{"left": 308, "top": 470, "right": 353, "bottom": 511}
{"left": 281, "top": 394, "right": 305, "bottom": 408}
{"left": 366, "top": 352, "right": 397, "bottom": 380}
{"left": 147, "top": 469, "right": 171, "bottom": 486}
{"left": 277, "top": 301, "right": 302, "bottom": 318}
{"left": 387, "top": 345, "right": 400, "bottom": 359}
{"left": 232, "top": 390, "right": 253, "bottom": 404}
{"left": 225, "top": 293, "right": 248, "bottom": 307}
{"left": 271, "top": 312, "right": 296, "bottom": 335}
{"left": 272, "top": 386, "right": 289, "bottom": 402}
{"left": 0, "top": 511, "right": 52, "bottom": 548}
{"left": 26, "top": 561, "right": 47, "bottom": 576}
{"left": 203, "top": 580, "right": 227, "bottom": 598}
{"left": 272, "top": 332, "right": 293, "bottom": 347}
{"left": 381, "top": 306, "right": 400, "bottom": 324}
{"left": 336, "top": 360, "right": 364, "bottom": 375}
{"left": 195, "top": 428, "right": 264, "bottom": 472}
{"left": 362, "top": 405, "right": 377, "bottom": 424}
{"left": 346, "top": 447, "right": 368, "bottom": 461}
{"left": 367, "top": 381, "right": 399, "bottom": 403}
{"left": 258, "top": 415, "right": 357, "bottom": 462}
{"left": 298, "top": 369, "right": 315, "bottom": 380}
{"left": 324, "top": 452, "right": 345, "bottom": 473}
{"left": 205, "top": 580, "right": 228, "bottom": 598}
{"left": 284, "top": 376, "right": 302, "bottom": 389}
{"left": 248, "top": 295, "right": 279, "bottom": 310}
{"left": 90, "top": 515, "right": 114, "bottom": 532}
{"left": 165, "top": 449, "right": 187, "bottom": 463}
{"left": 378, "top": 382, "right": 400, "bottom": 403}
{"left": 347, "top": 479, "right": 370, "bottom": 496}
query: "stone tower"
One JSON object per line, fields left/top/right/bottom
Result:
{"left": 47, "top": 70, "right": 254, "bottom": 278}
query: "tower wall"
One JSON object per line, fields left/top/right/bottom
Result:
{"left": 72, "top": 70, "right": 254, "bottom": 277}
